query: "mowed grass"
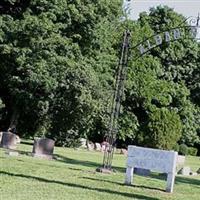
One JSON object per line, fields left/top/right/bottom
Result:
{"left": 0, "top": 141, "right": 200, "bottom": 200}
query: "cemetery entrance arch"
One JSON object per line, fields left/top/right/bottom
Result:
{"left": 100, "top": 15, "right": 200, "bottom": 172}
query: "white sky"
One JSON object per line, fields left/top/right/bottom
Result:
{"left": 127, "top": 0, "right": 200, "bottom": 20}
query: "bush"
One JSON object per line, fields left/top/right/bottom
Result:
{"left": 173, "top": 143, "right": 180, "bottom": 152}
{"left": 179, "top": 144, "right": 188, "bottom": 155}
{"left": 46, "top": 129, "right": 81, "bottom": 148}
{"left": 187, "top": 147, "right": 198, "bottom": 156}
{"left": 142, "top": 108, "right": 182, "bottom": 150}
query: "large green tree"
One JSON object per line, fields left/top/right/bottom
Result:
{"left": 0, "top": 0, "right": 123, "bottom": 146}
{"left": 118, "top": 6, "right": 200, "bottom": 150}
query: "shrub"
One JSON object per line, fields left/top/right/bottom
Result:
{"left": 179, "top": 144, "right": 188, "bottom": 155}
{"left": 46, "top": 129, "right": 81, "bottom": 148}
{"left": 142, "top": 108, "right": 182, "bottom": 150}
{"left": 173, "top": 143, "right": 180, "bottom": 152}
{"left": 187, "top": 147, "right": 198, "bottom": 156}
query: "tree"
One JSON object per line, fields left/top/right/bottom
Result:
{"left": 120, "top": 6, "right": 200, "bottom": 149}
{"left": 141, "top": 108, "right": 182, "bottom": 150}
{"left": 0, "top": 0, "right": 123, "bottom": 146}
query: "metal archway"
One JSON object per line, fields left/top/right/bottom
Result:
{"left": 98, "top": 14, "right": 200, "bottom": 173}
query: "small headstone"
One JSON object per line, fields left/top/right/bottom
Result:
{"left": 5, "top": 150, "right": 19, "bottom": 156}
{"left": 190, "top": 172, "right": 198, "bottom": 176}
{"left": 197, "top": 168, "right": 200, "bottom": 174}
{"left": 0, "top": 132, "right": 20, "bottom": 150}
{"left": 134, "top": 168, "right": 151, "bottom": 176}
{"left": 80, "top": 138, "right": 87, "bottom": 148}
{"left": 32, "top": 138, "right": 55, "bottom": 159}
{"left": 177, "top": 155, "right": 185, "bottom": 166}
{"left": 95, "top": 143, "right": 101, "bottom": 151}
{"left": 120, "top": 148, "right": 128, "bottom": 156}
{"left": 87, "top": 141, "right": 94, "bottom": 151}
{"left": 178, "top": 167, "right": 191, "bottom": 176}
{"left": 101, "top": 141, "right": 109, "bottom": 152}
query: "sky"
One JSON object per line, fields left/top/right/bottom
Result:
{"left": 126, "top": 0, "right": 200, "bottom": 20}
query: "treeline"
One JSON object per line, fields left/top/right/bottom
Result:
{"left": 0, "top": 1, "right": 199, "bottom": 154}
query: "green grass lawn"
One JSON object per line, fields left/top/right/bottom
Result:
{"left": 0, "top": 141, "right": 200, "bottom": 200}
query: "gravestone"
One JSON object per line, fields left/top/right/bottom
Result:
{"left": 101, "top": 141, "right": 109, "bottom": 152}
{"left": 95, "top": 143, "right": 101, "bottom": 151}
{"left": 0, "top": 132, "right": 20, "bottom": 150}
{"left": 178, "top": 167, "right": 191, "bottom": 176}
{"left": 5, "top": 150, "right": 19, "bottom": 156}
{"left": 80, "top": 138, "right": 87, "bottom": 148}
{"left": 32, "top": 138, "right": 55, "bottom": 159}
{"left": 190, "top": 172, "right": 197, "bottom": 176}
{"left": 176, "top": 155, "right": 186, "bottom": 172}
{"left": 177, "top": 155, "right": 185, "bottom": 166}
{"left": 87, "top": 141, "right": 94, "bottom": 151}
{"left": 120, "top": 148, "right": 128, "bottom": 156}
{"left": 125, "top": 146, "right": 177, "bottom": 193}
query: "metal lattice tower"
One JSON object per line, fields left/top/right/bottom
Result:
{"left": 102, "top": 30, "right": 131, "bottom": 171}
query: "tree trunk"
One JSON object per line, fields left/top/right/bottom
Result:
{"left": 8, "top": 109, "right": 19, "bottom": 133}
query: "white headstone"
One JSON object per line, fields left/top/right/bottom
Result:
{"left": 95, "top": 143, "right": 101, "bottom": 151}
{"left": 125, "top": 146, "right": 177, "bottom": 193}
{"left": 87, "top": 141, "right": 94, "bottom": 151}
{"left": 177, "top": 155, "right": 185, "bottom": 166}
{"left": 178, "top": 167, "right": 191, "bottom": 176}
{"left": 80, "top": 138, "right": 87, "bottom": 148}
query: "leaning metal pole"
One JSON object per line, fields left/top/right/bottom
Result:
{"left": 99, "top": 30, "right": 131, "bottom": 172}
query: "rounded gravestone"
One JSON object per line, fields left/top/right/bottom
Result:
{"left": 32, "top": 138, "right": 55, "bottom": 159}
{"left": 0, "top": 132, "right": 20, "bottom": 150}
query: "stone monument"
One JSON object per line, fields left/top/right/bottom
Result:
{"left": 125, "top": 145, "right": 177, "bottom": 193}
{"left": 0, "top": 132, "right": 20, "bottom": 150}
{"left": 32, "top": 138, "right": 55, "bottom": 159}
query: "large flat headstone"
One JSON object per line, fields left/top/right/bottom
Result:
{"left": 0, "top": 132, "right": 20, "bottom": 150}
{"left": 32, "top": 138, "right": 55, "bottom": 159}
{"left": 125, "top": 146, "right": 177, "bottom": 193}
{"left": 5, "top": 150, "right": 19, "bottom": 156}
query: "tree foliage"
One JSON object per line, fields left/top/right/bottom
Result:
{"left": 0, "top": 2, "right": 199, "bottom": 150}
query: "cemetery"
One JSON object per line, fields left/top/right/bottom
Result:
{"left": 0, "top": 140, "right": 200, "bottom": 200}
{"left": 0, "top": 0, "right": 200, "bottom": 200}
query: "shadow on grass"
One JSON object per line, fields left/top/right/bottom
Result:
{"left": 0, "top": 171, "right": 160, "bottom": 200}
{"left": 148, "top": 173, "right": 167, "bottom": 181}
{"left": 81, "top": 177, "right": 165, "bottom": 192}
{"left": 20, "top": 140, "right": 34, "bottom": 146}
{"left": 54, "top": 154, "right": 126, "bottom": 173}
{"left": 0, "top": 148, "right": 31, "bottom": 157}
{"left": 175, "top": 176, "right": 200, "bottom": 187}
{"left": 149, "top": 173, "right": 200, "bottom": 187}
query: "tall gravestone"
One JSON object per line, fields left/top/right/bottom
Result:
{"left": 0, "top": 132, "right": 3, "bottom": 143}
{"left": 32, "top": 138, "right": 55, "bottom": 159}
{"left": 0, "top": 132, "right": 20, "bottom": 150}
{"left": 125, "top": 146, "right": 177, "bottom": 193}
